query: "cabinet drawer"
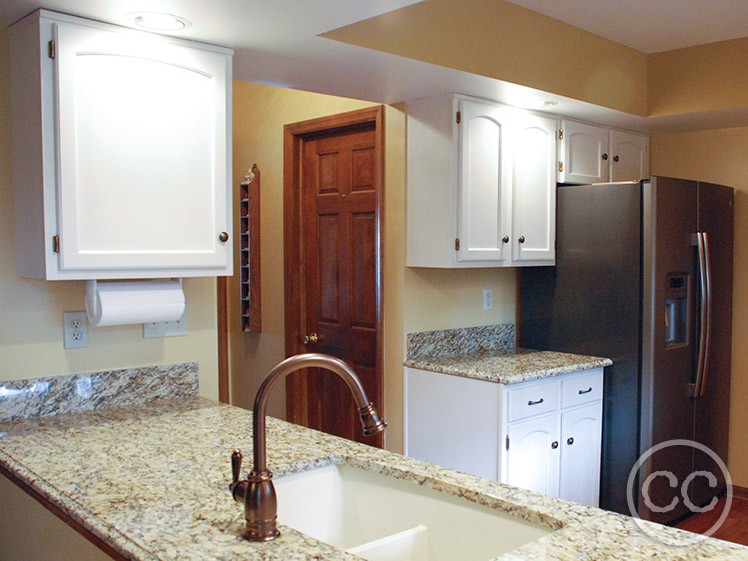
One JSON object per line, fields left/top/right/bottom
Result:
{"left": 561, "top": 368, "right": 604, "bottom": 408}
{"left": 507, "top": 380, "right": 559, "bottom": 422}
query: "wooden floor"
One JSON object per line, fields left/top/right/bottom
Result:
{"left": 675, "top": 495, "right": 748, "bottom": 546}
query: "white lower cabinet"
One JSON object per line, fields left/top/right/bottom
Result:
{"left": 505, "top": 413, "right": 561, "bottom": 498}
{"left": 559, "top": 403, "right": 603, "bottom": 506}
{"left": 405, "top": 366, "right": 604, "bottom": 506}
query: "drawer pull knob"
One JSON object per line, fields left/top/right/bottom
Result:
{"left": 527, "top": 398, "right": 544, "bottom": 406}
{"left": 578, "top": 387, "right": 593, "bottom": 395}
{"left": 567, "top": 437, "right": 575, "bottom": 446}
{"left": 551, "top": 441, "right": 559, "bottom": 449}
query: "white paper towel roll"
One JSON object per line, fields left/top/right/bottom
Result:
{"left": 85, "top": 280, "right": 186, "bottom": 327}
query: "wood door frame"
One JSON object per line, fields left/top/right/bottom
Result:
{"left": 283, "top": 105, "right": 385, "bottom": 432}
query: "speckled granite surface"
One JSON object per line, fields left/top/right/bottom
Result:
{"left": 0, "top": 362, "right": 198, "bottom": 423}
{"left": 1, "top": 397, "right": 746, "bottom": 560}
{"left": 406, "top": 324, "right": 515, "bottom": 360}
{"left": 405, "top": 348, "right": 612, "bottom": 384}
{"left": 0, "top": 363, "right": 199, "bottom": 423}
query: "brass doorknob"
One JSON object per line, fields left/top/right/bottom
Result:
{"left": 303, "top": 333, "right": 319, "bottom": 345}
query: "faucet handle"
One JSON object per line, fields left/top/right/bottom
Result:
{"left": 231, "top": 449, "right": 243, "bottom": 485}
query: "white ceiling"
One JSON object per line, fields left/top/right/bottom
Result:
{"left": 505, "top": 0, "right": 748, "bottom": 53}
{"left": 2, "top": 0, "right": 748, "bottom": 133}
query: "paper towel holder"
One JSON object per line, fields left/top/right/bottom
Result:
{"left": 85, "top": 278, "right": 185, "bottom": 327}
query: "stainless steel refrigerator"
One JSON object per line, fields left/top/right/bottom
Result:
{"left": 519, "top": 176, "right": 733, "bottom": 523}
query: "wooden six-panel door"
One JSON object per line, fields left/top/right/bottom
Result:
{"left": 284, "top": 107, "right": 384, "bottom": 448}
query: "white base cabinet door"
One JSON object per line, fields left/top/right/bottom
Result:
{"left": 559, "top": 402, "right": 603, "bottom": 507}
{"left": 404, "top": 366, "right": 604, "bottom": 506}
{"left": 9, "top": 10, "right": 233, "bottom": 280}
{"left": 505, "top": 413, "right": 561, "bottom": 498}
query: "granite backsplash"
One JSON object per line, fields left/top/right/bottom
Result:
{"left": 406, "top": 323, "right": 515, "bottom": 361}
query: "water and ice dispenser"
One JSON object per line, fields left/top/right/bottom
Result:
{"left": 665, "top": 273, "right": 689, "bottom": 346}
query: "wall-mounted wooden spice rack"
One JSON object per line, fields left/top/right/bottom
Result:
{"left": 240, "top": 164, "right": 261, "bottom": 332}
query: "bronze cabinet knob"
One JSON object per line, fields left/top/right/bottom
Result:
{"left": 602, "top": 153, "right": 609, "bottom": 160}
{"left": 613, "top": 155, "right": 620, "bottom": 162}
{"left": 219, "top": 231, "right": 229, "bottom": 242}
{"left": 551, "top": 441, "right": 559, "bottom": 449}
{"left": 502, "top": 235, "right": 509, "bottom": 244}
{"left": 518, "top": 236, "right": 526, "bottom": 244}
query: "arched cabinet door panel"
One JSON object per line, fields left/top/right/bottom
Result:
{"left": 10, "top": 10, "right": 233, "bottom": 279}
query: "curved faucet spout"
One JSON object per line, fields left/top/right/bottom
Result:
{"left": 230, "top": 353, "right": 386, "bottom": 541}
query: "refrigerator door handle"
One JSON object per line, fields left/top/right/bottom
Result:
{"left": 694, "top": 232, "right": 713, "bottom": 398}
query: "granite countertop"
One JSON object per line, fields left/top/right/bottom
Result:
{"left": 405, "top": 347, "right": 613, "bottom": 384}
{"left": 1, "top": 396, "right": 746, "bottom": 561}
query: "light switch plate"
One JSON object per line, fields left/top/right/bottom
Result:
{"left": 63, "top": 311, "right": 88, "bottom": 349}
{"left": 143, "top": 309, "right": 188, "bottom": 338}
{"left": 483, "top": 288, "right": 493, "bottom": 310}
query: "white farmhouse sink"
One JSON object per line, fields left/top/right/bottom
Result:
{"left": 274, "top": 464, "right": 552, "bottom": 561}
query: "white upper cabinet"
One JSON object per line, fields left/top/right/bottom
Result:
{"left": 511, "top": 114, "right": 557, "bottom": 264}
{"left": 407, "top": 95, "right": 557, "bottom": 268}
{"left": 558, "top": 119, "right": 609, "bottom": 184}
{"left": 558, "top": 119, "right": 649, "bottom": 185}
{"left": 9, "top": 11, "right": 233, "bottom": 280}
{"left": 609, "top": 129, "right": 650, "bottom": 182}
{"left": 457, "top": 100, "right": 511, "bottom": 264}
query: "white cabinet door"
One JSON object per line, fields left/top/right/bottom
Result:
{"left": 55, "top": 22, "right": 230, "bottom": 274}
{"left": 609, "top": 129, "right": 650, "bottom": 182}
{"left": 457, "top": 99, "right": 511, "bottom": 264}
{"left": 10, "top": 11, "right": 233, "bottom": 280}
{"left": 559, "top": 402, "right": 603, "bottom": 506}
{"left": 511, "top": 114, "right": 557, "bottom": 265}
{"left": 558, "top": 120, "right": 609, "bottom": 184}
{"left": 505, "top": 413, "right": 561, "bottom": 498}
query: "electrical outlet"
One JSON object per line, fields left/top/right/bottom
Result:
{"left": 143, "top": 309, "right": 188, "bottom": 339}
{"left": 483, "top": 288, "right": 493, "bottom": 310}
{"left": 63, "top": 311, "right": 88, "bottom": 349}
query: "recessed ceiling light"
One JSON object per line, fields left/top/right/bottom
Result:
{"left": 126, "top": 12, "right": 191, "bottom": 32}
{"left": 525, "top": 99, "right": 558, "bottom": 109}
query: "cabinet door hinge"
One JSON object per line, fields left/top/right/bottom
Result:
{"left": 558, "top": 128, "right": 564, "bottom": 140}
{"left": 558, "top": 161, "right": 563, "bottom": 173}
{"left": 456, "top": 111, "right": 461, "bottom": 124}
{"left": 506, "top": 435, "right": 510, "bottom": 450}
{"left": 52, "top": 235, "right": 60, "bottom": 253}
{"left": 48, "top": 40, "right": 56, "bottom": 59}
{"left": 455, "top": 238, "right": 460, "bottom": 251}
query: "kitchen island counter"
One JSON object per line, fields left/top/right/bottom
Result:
{"left": 1, "top": 395, "right": 745, "bottom": 561}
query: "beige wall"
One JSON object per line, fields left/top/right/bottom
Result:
{"left": 648, "top": 37, "right": 748, "bottom": 117}
{"left": 0, "top": 30, "right": 219, "bottom": 398}
{"left": 651, "top": 127, "right": 748, "bottom": 486}
{"left": 323, "top": 0, "right": 648, "bottom": 116}
{"left": 229, "top": 83, "right": 519, "bottom": 452}
{"left": 229, "top": 82, "right": 379, "bottom": 419}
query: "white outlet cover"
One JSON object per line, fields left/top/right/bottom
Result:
{"left": 63, "top": 311, "right": 89, "bottom": 349}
